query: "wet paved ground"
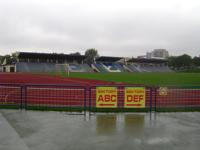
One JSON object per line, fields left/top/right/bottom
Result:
{"left": 0, "top": 110, "right": 200, "bottom": 150}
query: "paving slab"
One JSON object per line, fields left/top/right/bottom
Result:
{"left": 0, "top": 112, "right": 30, "bottom": 150}
{"left": 1, "top": 110, "right": 200, "bottom": 150}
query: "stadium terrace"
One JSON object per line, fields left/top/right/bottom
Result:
{"left": 0, "top": 52, "right": 172, "bottom": 73}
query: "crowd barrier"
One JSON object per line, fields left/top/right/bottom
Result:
{"left": 1, "top": 84, "right": 200, "bottom": 114}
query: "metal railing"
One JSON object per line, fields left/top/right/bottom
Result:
{"left": 154, "top": 86, "right": 200, "bottom": 112}
{"left": 1, "top": 84, "right": 200, "bottom": 113}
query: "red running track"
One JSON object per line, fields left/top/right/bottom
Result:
{"left": 0, "top": 73, "right": 116, "bottom": 86}
{"left": 0, "top": 73, "right": 125, "bottom": 107}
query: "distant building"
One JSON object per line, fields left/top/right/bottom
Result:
{"left": 147, "top": 49, "right": 169, "bottom": 59}
{"left": 146, "top": 52, "right": 152, "bottom": 59}
{"left": 137, "top": 49, "right": 169, "bottom": 59}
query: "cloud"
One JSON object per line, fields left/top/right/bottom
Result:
{"left": 0, "top": 0, "right": 200, "bottom": 57}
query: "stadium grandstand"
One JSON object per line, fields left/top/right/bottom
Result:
{"left": 1, "top": 51, "right": 172, "bottom": 73}
{"left": 126, "top": 58, "right": 172, "bottom": 72}
{"left": 92, "top": 56, "right": 172, "bottom": 73}
{"left": 92, "top": 56, "right": 128, "bottom": 72}
{"left": 2, "top": 52, "right": 94, "bottom": 73}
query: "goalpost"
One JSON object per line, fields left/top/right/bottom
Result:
{"left": 55, "top": 63, "right": 69, "bottom": 77}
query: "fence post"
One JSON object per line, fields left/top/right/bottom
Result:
{"left": 89, "top": 86, "right": 93, "bottom": 116}
{"left": 154, "top": 87, "right": 157, "bottom": 112}
{"left": 20, "top": 86, "right": 23, "bottom": 109}
{"left": 150, "top": 87, "right": 152, "bottom": 113}
{"left": 24, "top": 85, "right": 27, "bottom": 110}
{"left": 84, "top": 87, "right": 86, "bottom": 116}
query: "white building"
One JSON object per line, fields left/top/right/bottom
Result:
{"left": 146, "top": 49, "right": 169, "bottom": 59}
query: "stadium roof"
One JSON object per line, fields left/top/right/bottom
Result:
{"left": 127, "top": 58, "right": 168, "bottom": 63}
{"left": 95, "top": 56, "right": 122, "bottom": 62}
{"left": 17, "top": 52, "right": 86, "bottom": 60}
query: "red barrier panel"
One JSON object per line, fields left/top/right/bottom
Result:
{"left": 1, "top": 83, "right": 200, "bottom": 112}
{"left": 155, "top": 87, "right": 200, "bottom": 110}
{"left": 0, "top": 85, "right": 22, "bottom": 108}
{"left": 26, "top": 86, "right": 85, "bottom": 107}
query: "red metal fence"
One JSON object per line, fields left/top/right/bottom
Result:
{"left": 155, "top": 86, "right": 200, "bottom": 111}
{"left": 0, "top": 84, "right": 22, "bottom": 109}
{"left": 1, "top": 84, "right": 200, "bottom": 113}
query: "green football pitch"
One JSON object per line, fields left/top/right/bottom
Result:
{"left": 60, "top": 72, "right": 200, "bottom": 86}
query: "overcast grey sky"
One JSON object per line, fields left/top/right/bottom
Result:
{"left": 0, "top": 0, "right": 200, "bottom": 57}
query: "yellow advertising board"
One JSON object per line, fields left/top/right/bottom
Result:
{"left": 124, "top": 87, "right": 146, "bottom": 108}
{"left": 96, "top": 87, "right": 118, "bottom": 108}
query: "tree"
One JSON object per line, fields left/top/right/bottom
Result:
{"left": 193, "top": 57, "right": 200, "bottom": 67}
{"left": 0, "top": 55, "right": 12, "bottom": 65}
{"left": 168, "top": 56, "right": 177, "bottom": 69}
{"left": 168, "top": 54, "right": 192, "bottom": 70}
{"left": 0, "top": 55, "right": 3, "bottom": 64}
{"left": 177, "top": 54, "right": 192, "bottom": 69}
{"left": 84, "top": 48, "right": 99, "bottom": 64}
